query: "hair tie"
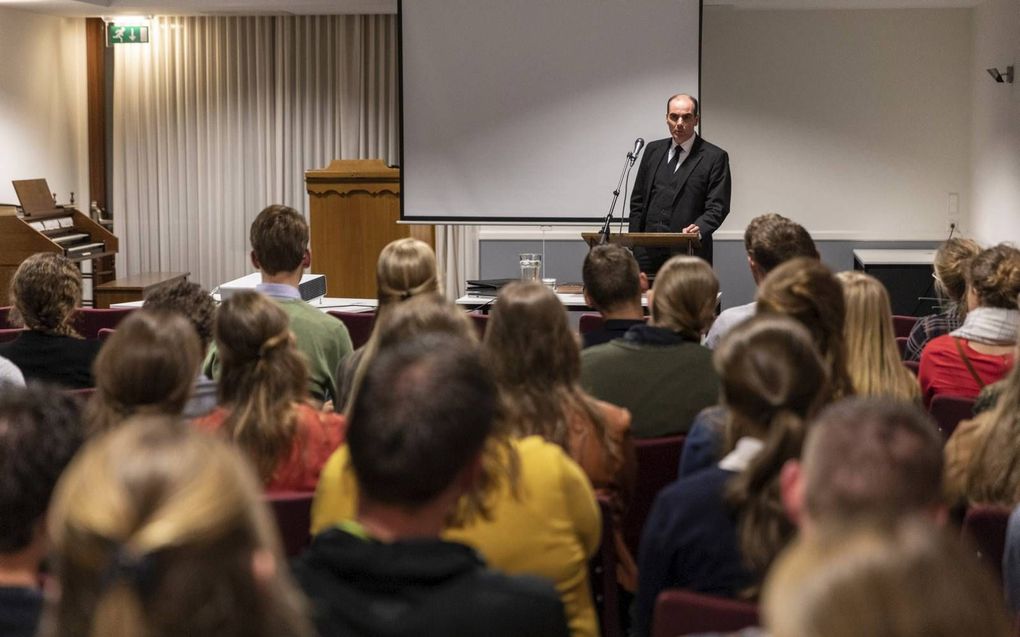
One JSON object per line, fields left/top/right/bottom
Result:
{"left": 99, "top": 545, "right": 159, "bottom": 598}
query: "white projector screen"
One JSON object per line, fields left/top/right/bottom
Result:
{"left": 399, "top": 0, "right": 703, "bottom": 223}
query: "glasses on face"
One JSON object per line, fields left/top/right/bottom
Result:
{"left": 668, "top": 112, "right": 697, "bottom": 124}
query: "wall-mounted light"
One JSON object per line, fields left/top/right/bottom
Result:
{"left": 986, "top": 66, "right": 1014, "bottom": 84}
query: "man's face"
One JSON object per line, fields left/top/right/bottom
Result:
{"left": 666, "top": 96, "right": 699, "bottom": 145}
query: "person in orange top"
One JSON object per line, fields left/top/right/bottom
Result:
{"left": 194, "top": 290, "right": 345, "bottom": 492}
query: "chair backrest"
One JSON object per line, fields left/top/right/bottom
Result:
{"left": 579, "top": 312, "right": 605, "bottom": 335}
{"left": 71, "top": 307, "right": 136, "bottom": 340}
{"left": 97, "top": 328, "right": 116, "bottom": 341}
{"left": 892, "top": 315, "right": 918, "bottom": 339}
{"left": 65, "top": 387, "right": 96, "bottom": 399}
{"left": 895, "top": 336, "right": 908, "bottom": 358}
{"left": 623, "top": 435, "right": 686, "bottom": 557}
{"left": 962, "top": 505, "right": 1011, "bottom": 585}
{"left": 589, "top": 495, "right": 621, "bottom": 637}
{"left": 904, "top": 360, "right": 920, "bottom": 376}
{"left": 0, "top": 306, "right": 11, "bottom": 329}
{"left": 0, "top": 327, "right": 25, "bottom": 344}
{"left": 265, "top": 491, "right": 315, "bottom": 558}
{"left": 466, "top": 312, "right": 489, "bottom": 339}
{"left": 928, "top": 394, "right": 975, "bottom": 440}
{"left": 652, "top": 589, "right": 759, "bottom": 637}
{"left": 326, "top": 310, "right": 376, "bottom": 349}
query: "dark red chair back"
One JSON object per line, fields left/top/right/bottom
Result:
{"left": 327, "top": 310, "right": 376, "bottom": 349}
{"left": 892, "top": 315, "right": 918, "bottom": 339}
{"left": 928, "top": 394, "right": 975, "bottom": 440}
{"left": 962, "top": 505, "right": 1011, "bottom": 584}
{"left": 895, "top": 336, "right": 908, "bottom": 358}
{"left": 0, "top": 306, "right": 11, "bottom": 329}
{"left": 623, "top": 435, "right": 686, "bottom": 557}
{"left": 265, "top": 491, "right": 315, "bottom": 558}
{"left": 589, "top": 495, "right": 621, "bottom": 637}
{"left": 904, "top": 360, "right": 920, "bottom": 376}
{"left": 0, "top": 328, "right": 25, "bottom": 343}
{"left": 65, "top": 387, "right": 96, "bottom": 399}
{"left": 579, "top": 313, "right": 605, "bottom": 335}
{"left": 467, "top": 312, "right": 489, "bottom": 339}
{"left": 98, "top": 328, "right": 116, "bottom": 341}
{"left": 652, "top": 589, "right": 759, "bottom": 637}
{"left": 71, "top": 307, "right": 135, "bottom": 340}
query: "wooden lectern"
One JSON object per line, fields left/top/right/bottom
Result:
{"left": 305, "top": 160, "right": 434, "bottom": 298}
{"left": 581, "top": 232, "right": 701, "bottom": 253}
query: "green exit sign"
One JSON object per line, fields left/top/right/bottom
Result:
{"left": 107, "top": 24, "right": 150, "bottom": 45}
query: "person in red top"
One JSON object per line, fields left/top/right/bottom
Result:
{"left": 193, "top": 290, "right": 346, "bottom": 492}
{"left": 919, "top": 244, "right": 1020, "bottom": 408}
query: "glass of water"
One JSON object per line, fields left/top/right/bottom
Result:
{"left": 519, "top": 253, "right": 542, "bottom": 282}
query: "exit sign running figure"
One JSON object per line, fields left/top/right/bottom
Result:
{"left": 107, "top": 24, "right": 149, "bottom": 45}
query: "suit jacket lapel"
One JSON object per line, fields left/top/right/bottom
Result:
{"left": 643, "top": 141, "right": 670, "bottom": 203}
{"left": 671, "top": 136, "right": 704, "bottom": 205}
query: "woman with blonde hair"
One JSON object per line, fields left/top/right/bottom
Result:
{"left": 763, "top": 519, "right": 1011, "bottom": 637}
{"left": 581, "top": 255, "right": 720, "bottom": 438}
{"left": 85, "top": 310, "right": 203, "bottom": 433}
{"left": 633, "top": 314, "right": 829, "bottom": 637}
{"left": 194, "top": 291, "right": 345, "bottom": 491}
{"left": 905, "top": 237, "right": 981, "bottom": 362}
{"left": 837, "top": 272, "right": 920, "bottom": 402}
{"left": 38, "top": 416, "right": 314, "bottom": 637}
{"left": 0, "top": 252, "right": 101, "bottom": 389}
{"left": 335, "top": 237, "right": 440, "bottom": 411}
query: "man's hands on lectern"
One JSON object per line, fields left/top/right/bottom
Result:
{"left": 682, "top": 224, "right": 700, "bottom": 235}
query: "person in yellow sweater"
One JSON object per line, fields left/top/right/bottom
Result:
{"left": 311, "top": 299, "right": 602, "bottom": 637}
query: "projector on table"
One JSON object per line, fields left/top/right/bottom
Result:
{"left": 218, "top": 273, "right": 327, "bottom": 302}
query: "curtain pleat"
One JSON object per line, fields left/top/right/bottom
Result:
{"left": 112, "top": 15, "right": 400, "bottom": 289}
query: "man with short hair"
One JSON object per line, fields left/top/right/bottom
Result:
{"left": 705, "top": 213, "right": 818, "bottom": 349}
{"left": 205, "top": 204, "right": 352, "bottom": 403}
{"left": 629, "top": 93, "right": 731, "bottom": 272}
{"left": 293, "top": 335, "right": 569, "bottom": 637}
{"left": 780, "top": 397, "right": 947, "bottom": 533}
{"left": 0, "top": 386, "right": 84, "bottom": 637}
{"left": 144, "top": 280, "right": 218, "bottom": 417}
{"left": 581, "top": 244, "right": 647, "bottom": 348}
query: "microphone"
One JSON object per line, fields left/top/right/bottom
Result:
{"left": 628, "top": 138, "right": 645, "bottom": 160}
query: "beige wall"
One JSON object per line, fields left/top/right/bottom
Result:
{"left": 969, "top": 0, "right": 1020, "bottom": 245}
{"left": 0, "top": 7, "right": 88, "bottom": 207}
{"left": 702, "top": 7, "right": 973, "bottom": 240}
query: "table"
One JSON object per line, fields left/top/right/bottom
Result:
{"left": 456, "top": 292, "right": 649, "bottom": 313}
{"left": 113, "top": 296, "right": 379, "bottom": 313}
{"left": 94, "top": 272, "right": 189, "bottom": 308}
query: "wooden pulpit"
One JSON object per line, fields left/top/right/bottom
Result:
{"left": 581, "top": 232, "right": 701, "bottom": 253}
{"left": 305, "top": 160, "right": 434, "bottom": 298}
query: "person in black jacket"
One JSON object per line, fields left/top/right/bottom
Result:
{"left": 292, "top": 334, "right": 569, "bottom": 637}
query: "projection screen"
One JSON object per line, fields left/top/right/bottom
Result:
{"left": 399, "top": 0, "right": 703, "bottom": 223}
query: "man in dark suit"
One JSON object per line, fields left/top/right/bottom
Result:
{"left": 628, "top": 93, "right": 731, "bottom": 273}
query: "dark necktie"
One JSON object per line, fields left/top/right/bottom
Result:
{"left": 669, "top": 146, "right": 682, "bottom": 172}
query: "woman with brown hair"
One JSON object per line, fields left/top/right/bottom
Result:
{"left": 905, "top": 238, "right": 981, "bottom": 362}
{"left": 634, "top": 314, "right": 828, "bottom": 637}
{"left": 0, "top": 253, "right": 101, "bottom": 389}
{"left": 837, "top": 272, "right": 920, "bottom": 402}
{"left": 193, "top": 291, "right": 345, "bottom": 491}
{"left": 581, "top": 255, "right": 720, "bottom": 438}
{"left": 39, "top": 416, "right": 314, "bottom": 637}
{"left": 86, "top": 310, "right": 203, "bottom": 433}
{"left": 919, "top": 243, "right": 1019, "bottom": 408}
{"left": 335, "top": 237, "right": 440, "bottom": 411}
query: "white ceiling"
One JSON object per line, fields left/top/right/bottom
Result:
{"left": 0, "top": 0, "right": 984, "bottom": 16}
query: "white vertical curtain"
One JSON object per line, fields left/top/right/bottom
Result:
{"left": 111, "top": 15, "right": 400, "bottom": 288}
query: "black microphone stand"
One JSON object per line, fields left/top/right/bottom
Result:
{"left": 598, "top": 148, "right": 640, "bottom": 245}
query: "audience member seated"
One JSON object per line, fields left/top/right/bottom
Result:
{"left": 837, "top": 272, "right": 920, "bottom": 402}
{"left": 581, "top": 256, "right": 720, "bottom": 438}
{"left": 679, "top": 257, "right": 850, "bottom": 477}
{"left": 0, "top": 253, "right": 101, "bottom": 389}
{"left": 580, "top": 244, "right": 647, "bottom": 348}
{"left": 945, "top": 338, "right": 1020, "bottom": 506}
{"left": 919, "top": 243, "right": 1020, "bottom": 408}
{"left": 780, "top": 397, "right": 946, "bottom": 533}
{"left": 762, "top": 519, "right": 1012, "bottom": 637}
{"left": 85, "top": 310, "right": 203, "bottom": 434}
{"left": 0, "top": 356, "right": 24, "bottom": 387}
{"left": 294, "top": 335, "right": 570, "bottom": 637}
{"left": 0, "top": 386, "right": 83, "bottom": 637}
{"left": 142, "top": 279, "right": 218, "bottom": 417}
{"left": 633, "top": 315, "right": 828, "bottom": 637}
{"left": 39, "top": 416, "right": 315, "bottom": 637}
{"left": 195, "top": 291, "right": 345, "bottom": 492}
{"left": 313, "top": 300, "right": 602, "bottom": 637}
{"left": 484, "top": 281, "right": 637, "bottom": 590}
{"left": 1006, "top": 505, "right": 1020, "bottom": 614}
{"left": 204, "top": 204, "right": 352, "bottom": 404}
{"left": 905, "top": 237, "right": 981, "bottom": 362}
{"left": 705, "top": 213, "right": 819, "bottom": 349}
{"left": 335, "top": 237, "right": 439, "bottom": 412}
